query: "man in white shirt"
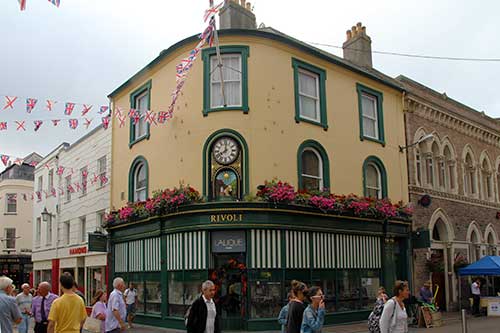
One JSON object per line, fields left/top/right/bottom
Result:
{"left": 16, "top": 283, "right": 33, "bottom": 333}
{"left": 105, "top": 277, "right": 127, "bottom": 333}
{"left": 471, "top": 278, "right": 481, "bottom": 316}
{"left": 124, "top": 282, "right": 137, "bottom": 329}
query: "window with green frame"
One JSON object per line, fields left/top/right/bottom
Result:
{"left": 292, "top": 58, "right": 327, "bottom": 130}
{"left": 202, "top": 45, "right": 249, "bottom": 115}
{"left": 362, "top": 156, "right": 387, "bottom": 199}
{"left": 297, "top": 140, "right": 330, "bottom": 191}
{"left": 128, "top": 156, "right": 149, "bottom": 202}
{"left": 129, "top": 80, "right": 152, "bottom": 147}
{"left": 357, "top": 83, "right": 384, "bottom": 145}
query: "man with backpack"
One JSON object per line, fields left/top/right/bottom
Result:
{"left": 186, "top": 280, "right": 220, "bottom": 333}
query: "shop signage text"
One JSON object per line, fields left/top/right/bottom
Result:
{"left": 69, "top": 246, "right": 88, "bottom": 255}
{"left": 210, "top": 214, "right": 243, "bottom": 223}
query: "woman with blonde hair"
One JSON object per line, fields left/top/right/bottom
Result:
{"left": 90, "top": 289, "right": 107, "bottom": 333}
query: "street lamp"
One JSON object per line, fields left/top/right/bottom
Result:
{"left": 41, "top": 207, "right": 53, "bottom": 222}
{"left": 399, "top": 133, "right": 434, "bottom": 152}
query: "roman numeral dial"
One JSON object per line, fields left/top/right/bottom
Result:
{"left": 213, "top": 137, "right": 239, "bottom": 165}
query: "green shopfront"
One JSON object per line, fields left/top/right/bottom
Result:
{"left": 107, "top": 202, "right": 411, "bottom": 331}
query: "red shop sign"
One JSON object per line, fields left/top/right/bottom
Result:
{"left": 69, "top": 246, "right": 88, "bottom": 255}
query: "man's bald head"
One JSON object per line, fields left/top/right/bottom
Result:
{"left": 38, "top": 282, "right": 51, "bottom": 296}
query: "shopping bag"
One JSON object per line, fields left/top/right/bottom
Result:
{"left": 82, "top": 317, "right": 102, "bottom": 333}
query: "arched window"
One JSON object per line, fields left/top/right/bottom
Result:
{"left": 481, "top": 156, "right": 493, "bottom": 201}
{"left": 297, "top": 141, "right": 330, "bottom": 191}
{"left": 432, "top": 218, "right": 449, "bottom": 241}
{"left": 363, "top": 156, "right": 387, "bottom": 199}
{"left": 128, "top": 156, "right": 149, "bottom": 202}
{"left": 464, "top": 152, "right": 476, "bottom": 196}
{"left": 443, "top": 145, "right": 455, "bottom": 191}
{"left": 415, "top": 148, "right": 422, "bottom": 186}
{"left": 487, "top": 232, "right": 496, "bottom": 256}
{"left": 497, "top": 162, "right": 500, "bottom": 203}
{"left": 470, "top": 229, "right": 481, "bottom": 262}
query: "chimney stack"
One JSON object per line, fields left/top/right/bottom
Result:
{"left": 219, "top": 0, "right": 257, "bottom": 30}
{"left": 342, "top": 22, "right": 372, "bottom": 68}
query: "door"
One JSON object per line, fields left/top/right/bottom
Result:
{"left": 210, "top": 253, "right": 246, "bottom": 330}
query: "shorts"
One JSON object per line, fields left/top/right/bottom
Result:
{"left": 127, "top": 303, "right": 136, "bottom": 316}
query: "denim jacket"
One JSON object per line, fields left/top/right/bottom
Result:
{"left": 300, "top": 305, "right": 325, "bottom": 333}
{"left": 278, "top": 303, "right": 289, "bottom": 333}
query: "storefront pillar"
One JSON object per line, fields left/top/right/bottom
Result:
{"left": 51, "top": 259, "right": 59, "bottom": 294}
{"left": 382, "top": 237, "right": 396, "bottom": 293}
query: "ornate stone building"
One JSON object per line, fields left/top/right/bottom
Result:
{"left": 399, "top": 75, "right": 500, "bottom": 311}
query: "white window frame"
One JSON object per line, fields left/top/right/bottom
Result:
{"left": 65, "top": 221, "right": 70, "bottom": 245}
{"left": 38, "top": 175, "right": 43, "bottom": 193}
{"left": 80, "top": 216, "right": 86, "bottom": 243}
{"left": 65, "top": 175, "right": 72, "bottom": 202}
{"left": 361, "top": 93, "right": 379, "bottom": 140}
{"left": 297, "top": 68, "right": 320, "bottom": 122}
{"left": 5, "top": 193, "right": 17, "bottom": 214}
{"left": 46, "top": 215, "right": 52, "bottom": 245}
{"left": 300, "top": 148, "right": 323, "bottom": 191}
{"left": 134, "top": 91, "right": 148, "bottom": 140}
{"left": 48, "top": 169, "right": 54, "bottom": 192}
{"left": 134, "top": 163, "right": 147, "bottom": 202}
{"left": 366, "top": 162, "right": 382, "bottom": 199}
{"left": 96, "top": 210, "right": 106, "bottom": 233}
{"left": 35, "top": 218, "right": 41, "bottom": 247}
{"left": 98, "top": 156, "right": 107, "bottom": 188}
{"left": 210, "top": 53, "right": 243, "bottom": 108}
{"left": 4, "top": 228, "right": 16, "bottom": 249}
{"left": 80, "top": 166, "right": 88, "bottom": 196}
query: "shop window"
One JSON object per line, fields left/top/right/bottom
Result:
{"left": 168, "top": 271, "right": 205, "bottom": 317}
{"left": 87, "top": 266, "right": 106, "bottom": 305}
{"left": 128, "top": 156, "right": 149, "bottom": 202}
{"left": 337, "top": 270, "right": 361, "bottom": 312}
{"left": 248, "top": 270, "right": 282, "bottom": 319}
{"left": 360, "top": 270, "right": 381, "bottom": 310}
{"left": 129, "top": 279, "right": 145, "bottom": 314}
{"left": 363, "top": 156, "right": 387, "bottom": 199}
{"left": 145, "top": 279, "right": 162, "bottom": 314}
{"left": 292, "top": 58, "right": 327, "bottom": 129}
{"left": 297, "top": 140, "right": 330, "bottom": 192}
{"left": 202, "top": 46, "right": 249, "bottom": 115}
{"left": 357, "top": 83, "right": 384, "bottom": 145}
{"left": 129, "top": 80, "right": 151, "bottom": 147}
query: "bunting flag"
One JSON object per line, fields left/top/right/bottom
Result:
{"left": 101, "top": 116, "right": 110, "bottom": 129}
{"left": 58, "top": 187, "right": 64, "bottom": 196}
{"left": 3, "top": 96, "right": 17, "bottom": 110}
{"left": 201, "top": 16, "right": 216, "bottom": 47}
{"left": 100, "top": 174, "right": 108, "bottom": 185}
{"left": 130, "top": 110, "right": 141, "bottom": 125}
{"left": 56, "top": 166, "right": 64, "bottom": 176}
{"left": 52, "top": 119, "right": 61, "bottom": 126}
{"left": 18, "top": 0, "right": 26, "bottom": 10}
{"left": 15, "top": 121, "right": 26, "bottom": 131}
{"left": 114, "top": 106, "right": 123, "bottom": 118}
{"left": 203, "top": 1, "right": 223, "bottom": 22}
{"left": 14, "top": 158, "right": 24, "bottom": 166}
{"left": 0, "top": 122, "right": 7, "bottom": 131}
{"left": 67, "top": 184, "right": 75, "bottom": 193}
{"left": 117, "top": 116, "right": 126, "bottom": 128}
{"left": 145, "top": 110, "right": 157, "bottom": 125}
{"left": 48, "top": 0, "right": 60, "bottom": 7}
{"left": 81, "top": 104, "right": 92, "bottom": 116}
{"left": 35, "top": 191, "right": 41, "bottom": 201}
{"left": 30, "top": 161, "right": 38, "bottom": 167}
{"left": 99, "top": 106, "right": 109, "bottom": 114}
{"left": 1, "top": 155, "right": 9, "bottom": 166}
{"left": 68, "top": 119, "right": 78, "bottom": 129}
{"left": 34, "top": 120, "right": 43, "bottom": 131}
{"left": 84, "top": 118, "right": 92, "bottom": 129}
{"left": 26, "top": 98, "right": 37, "bottom": 113}
{"left": 50, "top": 188, "right": 56, "bottom": 197}
{"left": 74, "top": 183, "right": 81, "bottom": 192}
{"left": 64, "top": 102, "right": 75, "bottom": 115}
{"left": 46, "top": 100, "right": 56, "bottom": 111}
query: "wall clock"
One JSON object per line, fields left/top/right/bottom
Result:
{"left": 213, "top": 137, "right": 239, "bottom": 165}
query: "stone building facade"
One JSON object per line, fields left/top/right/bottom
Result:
{"left": 399, "top": 75, "right": 500, "bottom": 311}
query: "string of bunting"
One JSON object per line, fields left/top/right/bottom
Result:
{"left": 17, "top": 0, "right": 60, "bottom": 11}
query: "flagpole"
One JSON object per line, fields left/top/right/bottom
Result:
{"left": 212, "top": 13, "right": 227, "bottom": 107}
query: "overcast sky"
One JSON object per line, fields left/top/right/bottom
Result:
{"left": 1, "top": 0, "right": 499, "bottom": 171}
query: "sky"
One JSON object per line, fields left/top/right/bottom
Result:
{"left": 1, "top": 0, "right": 499, "bottom": 171}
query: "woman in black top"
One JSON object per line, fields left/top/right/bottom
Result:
{"left": 286, "top": 280, "right": 308, "bottom": 333}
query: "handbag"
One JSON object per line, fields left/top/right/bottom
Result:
{"left": 82, "top": 317, "right": 102, "bottom": 333}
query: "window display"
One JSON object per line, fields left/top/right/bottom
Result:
{"left": 337, "top": 270, "right": 361, "bottom": 312}
{"left": 249, "top": 279, "right": 281, "bottom": 318}
{"left": 129, "top": 280, "right": 144, "bottom": 313}
{"left": 145, "top": 280, "right": 161, "bottom": 314}
{"left": 87, "top": 267, "right": 106, "bottom": 306}
{"left": 311, "top": 271, "right": 336, "bottom": 313}
{"left": 360, "top": 270, "right": 380, "bottom": 310}
{"left": 168, "top": 271, "right": 204, "bottom": 317}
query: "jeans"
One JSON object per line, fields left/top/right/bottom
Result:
{"left": 18, "top": 313, "right": 30, "bottom": 333}
{"left": 473, "top": 294, "right": 480, "bottom": 315}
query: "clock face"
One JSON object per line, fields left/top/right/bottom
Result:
{"left": 213, "top": 137, "right": 239, "bottom": 165}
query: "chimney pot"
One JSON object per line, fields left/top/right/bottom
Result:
{"left": 246, "top": 2, "right": 251, "bottom": 11}
{"left": 240, "top": 0, "right": 245, "bottom": 7}
{"left": 219, "top": 0, "right": 257, "bottom": 29}
{"left": 346, "top": 30, "right": 352, "bottom": 41}
{"left": 343, "top": 22, "right": 373, "bottom": 68}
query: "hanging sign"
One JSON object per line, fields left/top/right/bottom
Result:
{"left": 88, "top": 232, "right": 107, "bottom": 252}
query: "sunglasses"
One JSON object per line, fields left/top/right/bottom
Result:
{"left": 311, "top": 295, "right": 324, "bottom": 299}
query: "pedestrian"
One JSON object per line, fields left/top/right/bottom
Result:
{"left": 186, "top": 280, "right": 220, "bottom": 333}
{"left": 124, "top": 282, "right": 137, "bottom": 328}
{"left": 379, "top": 280, "right": 410, "bottom": 333}
{"left": 471, "top": 277, "right": 481, "bottom": 316}
{"left": 16, "top": 283, "right": 33, "bottom": 333}
{"left": 73, "top": 281, "right": 86, "bottom": 303}
{"left": 0, "top": 276, "right": 22, "bottom": 333}
{"left": 278, "top": 292, "right": 293, "bottom": 333}
{"left": 90, "top": 290, "right": 107, "bottom": 333}
{"left": 47, "top": 273, "right": 87, "bottom": 333}
{"left": 368, "top": 287, "right": 388, "bottom": 333}
{"left": 105, "top": 277, "right": 127, "bottom": 333}
{"left": 32, "top": 282, "right": 58, "bottom": 333}
{"left": 286, "top": 280, "right": 307, "bottom": 333}
{"left": 300, "top": 286, "right": 325, "bottom": 333}
{"left": 419, "top": 281, "right": 433, "bottom": 304}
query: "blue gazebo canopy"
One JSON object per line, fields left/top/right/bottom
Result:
{"left": 458, "top": 256, "right": 500, "bottom": 276}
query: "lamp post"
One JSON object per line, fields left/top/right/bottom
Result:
{"left": 399, "top": 133, "right": 434, "bottom": 152}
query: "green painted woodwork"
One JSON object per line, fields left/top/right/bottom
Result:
{"left": 202, "top": 128, "right": 249, "bottom": 199}
{"left": 292, "top": 58, "right": 328, "bottom": 130}
{"left": 297, "top": 140, "right": 331, "bottom": 191}
{"left": 109, "top": 30, "right": 403, "bottom": 100}
{"left": 129, "top": 80, "right": 152, "bottom": 147}
{"left": 356, "top": 83, "right": 385, "bottom": 146}
{"left": 202, "top": 46, "right": 250, "bottom": 115}
{"left": 362, "top": 155, "right": 388, "bottom": 199}
{"left": 128, "top": 155, "right": 149, "bottom": 202}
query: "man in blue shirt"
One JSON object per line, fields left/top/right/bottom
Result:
{"left": 0, "top": 276, "right": 22, "bottom": 333}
